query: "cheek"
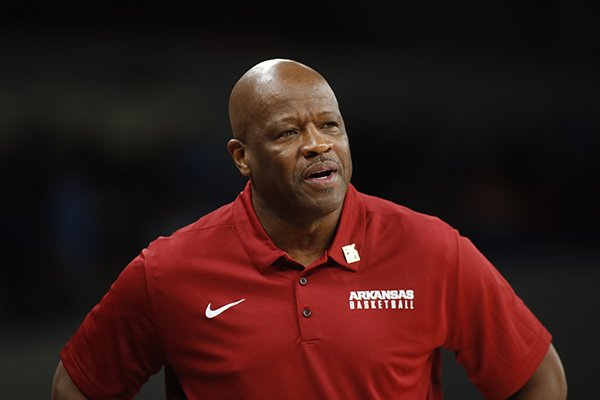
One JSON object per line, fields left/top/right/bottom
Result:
{"left": 254, "top": 150, "right": 295, "bottom": 180}
{"left": 272, "top": 150, "right": 298, "bottom": 172}
{"left": 337, "top": 139, "right": 352, "bottom": 166}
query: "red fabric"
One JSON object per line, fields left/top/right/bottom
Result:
{"left": 60, "top": 182, "right": 551, "bottom": 399}
{"left": 60, "top": 256, "right": 165, "bottom": 399}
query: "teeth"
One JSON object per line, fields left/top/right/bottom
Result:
{"left": 310, "top": 170, "right": 331, "bottom": 179}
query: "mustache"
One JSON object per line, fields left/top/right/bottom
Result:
{"left": 304, "top": 156, "right": 340, "bottom": 168}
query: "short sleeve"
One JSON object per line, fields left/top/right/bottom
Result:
{"left": 444, "top": 234, "right": 552, "bottom": 400}
{"left": 60, "top": 252, "right": 165, "bottom": 400}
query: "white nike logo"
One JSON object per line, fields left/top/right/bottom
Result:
{"left": 205, "top": 298, "right": 246, "bottom": 319}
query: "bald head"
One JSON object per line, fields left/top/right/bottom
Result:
{"left": 228, "top": 58, "right": 338, "bottom": 141}
{"left": 225, "top": 58, "right": 352, "bottom": 226}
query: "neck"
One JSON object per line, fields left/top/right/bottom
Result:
{"left": 253, "top": 200, "right": 343, "bottom": 267}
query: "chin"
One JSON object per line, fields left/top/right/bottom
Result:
{"left": 306, "top": 188, "right": 347, "bottom": 213}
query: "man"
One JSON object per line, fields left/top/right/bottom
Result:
{"left": 52, "top": 58, "right": 567, "bottom": 399}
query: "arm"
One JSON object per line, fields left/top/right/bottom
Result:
{"left": 508, "top": 343, "right": 567, "bottom": 400}
{"left": 51, "top": 360, "right": 88, "bottom": 400}
{"left": 53, "top": 254, "right": 165, "bottom": 398}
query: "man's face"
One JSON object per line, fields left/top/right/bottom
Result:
{"left": 242, "top": 80, "right": 353, "bottom": 221}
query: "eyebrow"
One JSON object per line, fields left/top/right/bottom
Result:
{"left": 276, "top": 111, "right": 340, "bottom": 123}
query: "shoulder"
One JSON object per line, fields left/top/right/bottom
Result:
{"left": 351, "top": 188, "right": 460, "bottom": 269}
{"left": 357, "top": 189, "right": 457, "bottom": 239}
{"left": 144, "top": 201, "right": 238, "bottom": 265}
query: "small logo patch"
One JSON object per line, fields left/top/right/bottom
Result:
{"left": 342, "top": 244, "right": 361, "bottom": 263}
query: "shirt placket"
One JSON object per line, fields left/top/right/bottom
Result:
{"left": 294, "top": 270, "right": 322, "bottom": 344}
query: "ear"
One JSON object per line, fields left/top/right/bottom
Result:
{"left": 227, "top": 138, "right": 251, "bottom": 177}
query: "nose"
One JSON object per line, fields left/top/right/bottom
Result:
{"left": 301, "top": 126, "right": 333, "bottom": 158}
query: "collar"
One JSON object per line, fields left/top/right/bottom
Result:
{"left": 233, "top": 181, "right": 366, "bottom": 274}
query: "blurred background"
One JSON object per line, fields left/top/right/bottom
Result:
{"left": 1, "top": 1, "right": 598, "bottom": 398}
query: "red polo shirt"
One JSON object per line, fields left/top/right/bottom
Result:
{"left": 60, "top": 182, "right": 551, "bottom": 400}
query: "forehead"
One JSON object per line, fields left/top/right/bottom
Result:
{"left": 256, "top": 80, "right": 340, "bottom": 120}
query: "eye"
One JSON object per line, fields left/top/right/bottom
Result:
{"left": 321, "top": 121, "right": 340, "bottom": 130}
{"left": 277, "top": 129, "right": 298, "bottom": 139}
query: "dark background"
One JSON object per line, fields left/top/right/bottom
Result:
{"left": 1, "top": 1, "right": 598, "bottom": 398}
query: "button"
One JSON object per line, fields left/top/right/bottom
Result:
{"left": 299, "top": 277, "right": 308, "bottom": 286}
{"left": 302, "top": 309, "right": 312, "bottom": 318}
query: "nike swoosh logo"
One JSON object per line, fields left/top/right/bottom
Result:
{"left": 205, "top": 298, "right": 246, "bottom": 319}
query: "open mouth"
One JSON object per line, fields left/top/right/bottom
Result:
{"left": 307, "top": 169, "right": 334, "bottom": 179}
{"left": 303, "top": 161, "right": 339, "bottom": 184}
